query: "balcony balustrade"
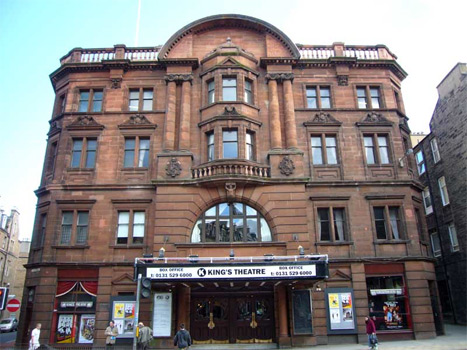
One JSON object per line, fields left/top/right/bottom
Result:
{"left": 192, "top": 160, "right": 270, "bottom": 179}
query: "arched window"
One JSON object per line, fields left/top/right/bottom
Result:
{"left": 192, "top": 202, "right": 272, "bottom": 243}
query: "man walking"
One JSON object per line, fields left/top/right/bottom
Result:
{"left": 173, "top": 323, "right": 191, "bottom": 350}
{"left": 105, "top": 320, "right": 119, "bottom": 348}
{"left": 137, "top": 322, "right": 153, "bottom": 350}
{"left": 29, "top": 323, "right": 41, "bottom": 350}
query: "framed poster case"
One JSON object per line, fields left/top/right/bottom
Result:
{"left": 325, "top": 287, "right": 357, "bottom": 334}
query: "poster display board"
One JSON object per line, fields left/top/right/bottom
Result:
{"left": 153, "top": 292, "right": 172, "bottom": 337}
{"left": 57, "top": 314, "right": 75, "bottom": 343}
{"left": 325, "top": 288, "right": 357, "bottom": 334}
{"left": 112, "top": 300, "right": 136, "bottom": 338}
{"left": 78, "top": 314, "right": 95, "bottom": 343}
{"left": 292, "top": 290, "right": 312, "bottom": 334}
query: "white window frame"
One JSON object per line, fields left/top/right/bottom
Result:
{"left": 448, "top": 223, "right": 459, "bottom": 252}
{"left": 415, "top": 150, "right": 425, "bottom": 175}
{"left": 438, "top": 176, "right": 450, "bottom": 206}
{"left": 430, "top": 138, "right": 441, "bottom": 163}
{"left": 422, "top": 187, "right": 433, "bottom": 215}
{"left": 430, "top": 232, "right": 441, "bottom": 257}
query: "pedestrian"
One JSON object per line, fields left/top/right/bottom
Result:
{"left": 365, "top": 316, "right": 378, "bottom": 350}
{"left": 137, "top": 322, "right": 153, "bottom": 350}
{"left": 105, "top": 320, "right": 119, "bottom": 348}
{"left": 173, "top": 323, "right": 191, "bottom": 350}
{"left": 29, "top": 323, "right": 41, "bottom": 350}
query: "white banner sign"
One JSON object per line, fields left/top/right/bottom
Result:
{"left": 147, "top": 264, "right": 316, "bottom": 281}
{"left": 153, "top": 293, "right": 172, "bottom": 337}
{"left": 370, "top": 288, "right": 402, "bottom": 296}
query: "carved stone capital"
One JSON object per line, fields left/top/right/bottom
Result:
{"left": 164, "top": 74, "right": 193, "bottom": 85}
{"left": 166, "top": 157, "right": 182, "bottom": 178}
{"left": 221, "top": 106, "right": 241, "bottom": 116}
{"left": 67, "top": 115, "right": 104, "bottom": 130}
{"left": 265, "top": 73, "right": 294, "bottom": 83}
{"left": 278, "top": 156, "right": 295, "bottom": 176}
{"left": 337, "top": 75, "right": 348, "bottom": 86}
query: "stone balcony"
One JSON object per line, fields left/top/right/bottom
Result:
{"left": 191, "top": 159, "right": 270, "bottom": 180}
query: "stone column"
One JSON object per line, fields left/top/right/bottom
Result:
{"left": 278, "top": 285, "right": 288, "bottom": 337}
{"left": 283, "top": 76, "right": 297, "bottom": 149}
{"left": 179, "top": 79, "right": 192, "bottom": 150}
{"left": 164, "top": 78, "right": 177, "bottom": 151}
{"left": 267, "top": 77, "right": 282, "bottom": 149}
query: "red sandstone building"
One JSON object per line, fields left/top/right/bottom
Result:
{"left": 19, "top": 14, "right": 440, "bottom": 348}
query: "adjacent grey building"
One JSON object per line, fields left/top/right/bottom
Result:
{"left": 414, "top": 63, "right": 467, "bottom": 324}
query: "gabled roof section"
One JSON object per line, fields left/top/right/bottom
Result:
{"left": 159, "top": 14, "right": 300, "bottom": 60}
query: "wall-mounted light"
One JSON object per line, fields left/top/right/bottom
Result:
{"left": 230, "top": 249, "right": 235, "bottom": 259}
{"left": 264, "top": 254, "right": 274, "bottom": 262}
{"left": 188, "top": 255, "right": 199, "bottom": 263}
{"left": 159, "top": 247, "right": 165, "bottom": 258}
{"left": 298, "top": 245, "right": 305, "bottom": 256}
{"left": 398, "top": 148, "right": 414, "bottom": 167}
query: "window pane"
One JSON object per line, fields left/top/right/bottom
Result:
{"left": 438, "top": 177, "right": 450, "bottom": 205}
{"left": 431, "top": 232, "right": 441, "bottom": 256}
{"left": 208, "top": 80, "right": 215, "bottom": 104}
{"left": 233, "top": 203, "right": 243, "bottom": 215}
{"left": 233, "top": 218, "right": 243, "bottom": 242}
{"left": 205, "top": 219, "right": 216, "bottom": 242}
{"left": 245, "top": 80, "right": 253, "bottom": 104}
{"left": 374, "top": 207, "right": 387, "bottom": 239}
{"left": 389, "top": 207, "right": 400, "bottom": 240}
{"left": 431, "top": 139, "right": 441, "bottom": 163}
{"left": 92, "top": 91, "right": 103, "bottom": 112}
{"left": 223, "top": 78, "right": 237, "bottom": 101}
{"left": 138, "top": 138, "right": 150, "bottom": 167}
{"left": 61, "top": 212, "right": 73, "bottom": 244}
{"left": 142, "top": 90, "right": 153, "bottom": 111}
{"left": 79, "top": 91, "right": 89, "bottom": 112}
{"left": 71, "top": 139, "right": 83, "bottom": 168}
{"left": 246, "top": 205, "right": 257, "bottom": 216}
{"left": 260, "top": 218, "right": 272, "bottom": 242}
{"left": 311, "top": 137, "right": 323, "bottom": 165}
{"left": 333, "top": 208, "right": 345, "bottom": 241}
{"left": 117, "top": 212, "right": 129, "bottom": 244}
{"left": 192, "top": 219, "right": 202, "bottom": 243}
{"left": 320, "top": 88, "right": 331, "bottom": 108}
{"left": 370, "top": 88, "right": 380, "bottom": 108}
{"left": 246, "top": 132, "right": 254, "bottom": 160}
{"left": 364, "top": 137, "right": 375, "bottom": 164}
{"left": 326, "top": 136, "right": 338, "bottom": 164}
{"left": 129, "top": 90, "right": 139, "bottom": 111}
{"left": 378, "top": 136, "right": 390, "bottom": 164}
{"left": 133, "top": 212, "right": 145, "bottom": 243}
{"left": 124, "top": 138, "right": 135, "bottom": 167}
{"left": 206, "top": 205, "right": 216, "bottom": 217}
{"left": 318, "top": 208, "right": 330, "bottom": 241}
{"left": 76, "top": 211, "right": 89, "bottom": 244}
{"left": 219, "top": 203, "right": 230, "bottom": 216}
{"left": 85, "top": 139, "right": 97, "bottom": 168}
{"left": 357, "top": 87, "right": 367, "bottom": 109}
{"left": 416, "top": 151, "right": 425, "bottom": 174}
{"left": 246, "top": 218, "right": 258, "bottom": 241}
{"left": 223, "top": 130, "right": 237, "bottom": 141}
{"left": 223, "top": 131, "right": 238, "bottom": 158}
{"left": 219, "top": 220, "right": 230, "bottom": 242}
{"left": 448, "top": 224, "right": 459, "bottom": 251}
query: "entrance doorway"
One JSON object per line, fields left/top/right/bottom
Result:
{"left": 191, "top": 293, "right": 274, "bottom": 344}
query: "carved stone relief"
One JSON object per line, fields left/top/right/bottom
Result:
{"left": 166, "top": 158, "right": 182, "bottom": 178}
{"left": 279, "top": 156, "right": 295, "bottom": 176}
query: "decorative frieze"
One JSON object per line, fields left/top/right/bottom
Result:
{"left": 118, "top": 115, "right": 157, "bottom": 129}
{"left": 265, "top": 72, "right": 294, "bottom": 82}
{"left": 304, "top": 113, "right": 342, "bottom": 126}
{"left": 110, "top": 78, "right": 122, "bottom": 89}
{"left": 357, "top": 112, "right": 393, "bottom": 126}
{"left": 337, "top": 75, "right": 348, "bottom": 86}
{"left": 164, "top": 74, "right": 193, "bottom": 84}
{"left": 66, "top": 116, "right": 105, "bottom": 130}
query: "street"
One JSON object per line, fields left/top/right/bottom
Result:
{"left": 0, "top": 330, "right": 16, "bottom": 347}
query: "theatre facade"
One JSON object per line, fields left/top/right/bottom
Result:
{"left": 19, "top": 14, "right": 440, "bottom": 348}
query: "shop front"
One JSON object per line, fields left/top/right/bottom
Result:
{"left": 135, "top": 254, "right": 328, "bottom": 346}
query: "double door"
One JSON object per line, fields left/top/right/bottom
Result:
{"left": 191, "top": 294, "right": 274, "bottom": 344}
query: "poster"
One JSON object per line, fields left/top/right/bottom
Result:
{"left": 342, "top": 308, "right": 353, "bottom": 322}
{"left": 114, "top": 303, "right": 125, "bottom": 318}
{"left": 57, "top": 314, "right": 74, "bottom": 343}
{"left": 125, "top": 303, "right": 135, "bottom": 318}
{"left": 342, "top": 293, "right": 352, "bottom": 309}
{"left": 78, "top": 314, "right": 95, "bottom": 343}
{"left": 114, "top": 320, "right": 124, "bottom": 335}
{"left": 328, "top": 294, "right": 339, "bottom": 308}
{"left": 330, "top": 309, "right": 340, "bottom": 323}
{"left": 383, "top": 301, "right": 403, "bottom": 329}
{"left": 153, "top": 292, "right": 172, "bottom": 337}
{"left": 124, "top": 319, "right": 135, "bottom": 334}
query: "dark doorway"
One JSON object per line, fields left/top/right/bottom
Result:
{"left": 429, "top": 280, "right": 444, "bottom": 335}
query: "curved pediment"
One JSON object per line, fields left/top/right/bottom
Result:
{"left": 159, "top": 14, "right": 300, "bottom": 60}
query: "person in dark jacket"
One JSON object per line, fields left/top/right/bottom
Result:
{"left": 173, "top": 324, "right": 191, "bottom": 350}
{"left": 365, "top": 316, "right": 377, "bottom": 349}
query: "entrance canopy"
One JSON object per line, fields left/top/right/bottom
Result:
{"left": 135, "top": 254, "right": 328, "bottom": 283}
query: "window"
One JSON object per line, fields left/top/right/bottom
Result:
{"left": 192, "top": 202, "right": 272, "bottom": 243}
{"left": 124, "top": 137, "right": 150, "bottom": 168}
{"left": 415, "top": 151, "right": 425, "bottom": 175}
{"left": 117, "top": 211, "right": 145, "bottom": 245}
{"left": 78, "top": 89, "right": 103, "bottom": 113}
{"left": 438, "top": 176, "right": 450, "bottom": 206}
{"left": 357, "top": 86, "right": 381, "bottom": 109}
{"left": 306, "top": 86, "right": 331, "bottom": 109}
{"left": 317, "top": 208, "right": 346, "bottom": 242}
{"left": 35, "top": 214, "right": 47, "bottom": 248}
{"left": 430, "top": 138, "right": 441, "bottom": 163}
{"left": 244, "top": 79, "right": 253, "bottom": 104}
{"left": 422, "top": 187, "right": 433, "bottom": 215}
{"left": 70, "top": 138, "right": 97, "bottom": 168}
{"left": 46, "top": 141, "right": 58, "bottom": 173}
{"left": 222, "top": 130, "right": 238, "bottom": 158}
{"left": 129, "top": 88, "right": 153, "bottom": 111}
{"left": 373, "top": 206, "right": 403, "bottom": 240}
{"left": 246, "top": 131, "right": 255, "bottom": 160}
{"left": 207, "top": 132, "right": 215, "bottom": 161}
{"left": 430, "top": 231, "right": 441, "bottom": 257}
{"left": 448, "top": 223, "right": 459, "bottom": 252}
{"left": 60, "top": 211, "right": 89, "bottom": 245}
{"left": 363, "top": 135, "right": 390, "bottom": 165}
{"left": 222, "top": 77, "right": 237, "bottom": 101}
{"left": 55, "top": 94, "right": 67, "bottom": 115}
{"left": 208, "top": 80, "right": 215, "bottom": 104}
{"left": 311, "top": 135, "right": 338, "bottom": 165}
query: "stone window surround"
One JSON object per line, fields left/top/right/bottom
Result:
{"left": 53, "top": 199, "right": 96, "bottom": 248}
{"left": 357, "top": 126, "right": 395, "bottom": 168}
{"left": 200, "top": 119, "right": 261, "bottom": 164}
{"left": 111, "top": 199, "right": 152, "bottom": 248}
{"left": 201, "top": 67, "right": 258, "bottom": 107}
{"left": 118, "top": 128, "right": 154, "bottom": 171}
{"left": 124, "top": 85, "right": 156, "bottom": 112}
{"left": 354, "top": 84, "right": 385, "bottom": 110}
{"left": 66, "top": 129, "right": 102, "bottom": 172}
{"left": 75, "top": 87, "right": 105, "bottom": 113}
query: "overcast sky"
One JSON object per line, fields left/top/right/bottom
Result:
{"left": 0, "top": 0, "right": 465, "bottom": 240}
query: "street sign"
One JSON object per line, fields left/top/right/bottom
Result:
{"left": 6, "top": 298, "right": 20, "bottom": 313}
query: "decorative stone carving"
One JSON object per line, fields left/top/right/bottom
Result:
{"left": 337, "top": 75, "right": 348, "bottom": 86}
{"left": 118, "top": 115, "right": 156, "bottom": 129}
{"left": 48, "top": 120, "right": 62, "bottom": 136}
{"left": 111, "top": 78, "right": 122, "bottom": 89}
{"left": 67, "top": 115, "right": 104, "bottom": 130}
{"left": 166, "top": 158, "right": 182, "bottom": 178}
{"left": 362, "top": 112, "right": 391, "bottom": 124}
{"left": 279, "top": 156, "right": 295, "bottom": 176}
{"left": 312, "top": 112, "right": 341, "bottom": 124}
{"left": 265, "top": 73, "right": 294, "bottom": 82}
{"left": 203, "top": 37, "right": 256, "bottom": 61}
{"left": 221, "top": 106, "right": 241, "bottom": 116}
{"left": 164, "top": 74, "right": 193, "bottom": 84}
{"left": 225, "top": 182, "right": 236, "bottom": 201}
